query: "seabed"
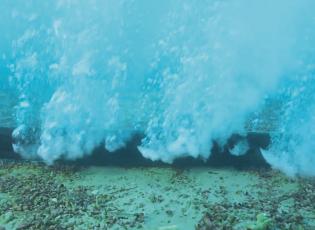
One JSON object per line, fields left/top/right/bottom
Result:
{"left": 0, "top": 160, "right": 314, "bottom": 230}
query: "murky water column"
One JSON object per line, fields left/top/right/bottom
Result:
{"left": 0, "top": 94, "right": 14, "bottom": 128}
{"left": 0, "top": 75, "right": 16, "bottom": 128}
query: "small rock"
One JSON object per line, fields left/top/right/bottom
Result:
{"left": 91, "top": 190, "right": 99, "bottom": 195}
{"left": 3, "top": 211, "right": 14, "bottom": 224}
{"left": 158, "top": 225, "right": 178, "bottom": 230}
{"left": 166, "top": 210, "right": 174, "bottom": 216}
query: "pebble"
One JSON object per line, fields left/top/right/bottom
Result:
{"left": 158, "top": 225, "right": 178, "bottom": 230}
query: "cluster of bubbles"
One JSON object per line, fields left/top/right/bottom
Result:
{"left": 0, "top": 0, "right": 314, "bottom": 176}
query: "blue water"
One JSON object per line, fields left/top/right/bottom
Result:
{"left": 0, "top": 0, "right": 315, "bottom": 176}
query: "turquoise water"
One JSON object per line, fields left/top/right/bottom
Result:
{"left": 0, "top": 0, "right": 315, "bottom": 176}
{"left": 0, "top": 89, "right": 16, "bottom": 128}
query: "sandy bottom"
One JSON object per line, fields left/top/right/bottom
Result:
{"left": 0, "top": 160, "right": 314, "bottom": 230}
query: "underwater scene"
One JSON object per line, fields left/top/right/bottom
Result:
{"left": 0, "top": 0, "right": 314, "bottom": 229}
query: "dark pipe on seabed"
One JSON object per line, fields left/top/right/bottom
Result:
{"left": 0, "top": 127, "right": 271, "bottom": 168}
{"left": 0, "top": 127, "right": 21, "bottom": 160}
